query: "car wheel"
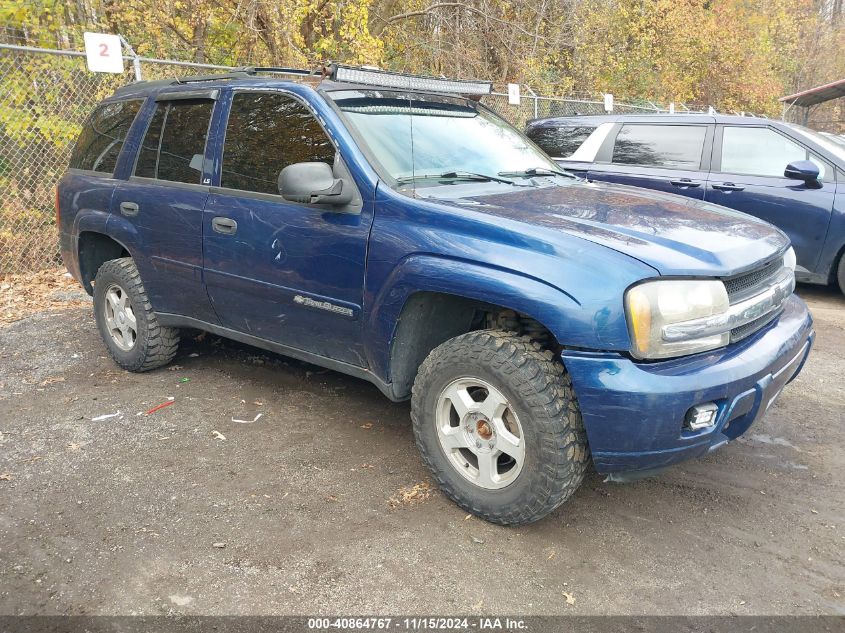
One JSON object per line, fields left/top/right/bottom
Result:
{"left": 411, "top": 330, "right": 590, "bottom": 525}
{"left": 838, "top": 253, "right": 845, "bottom": 296}
{"left": 93, "top": 257, "right": 179, "bottom": 372}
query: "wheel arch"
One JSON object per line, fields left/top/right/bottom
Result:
{"left": 367, "top": 255, "right": 614, "bottom": 400}
{"left": 77, "top": 231, "right": 133, "bottom": 294}
{"left": 386, "top": 290, "right": 562, "bottom": 400}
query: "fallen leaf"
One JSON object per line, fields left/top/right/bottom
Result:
{"left": 548, "top": 550, "right": 556, "bottom": 560}
{"left": 360, "top": 422, "right": 373, "bottom": 429}
{"left": 212, "top": 430, "right": 226, "bottom": 441}
{"left": 0, "top": 473, "right": 11, "bottom": 481}
{"left": 562, "top": 592, "right": 576, "bottom": 605}
{"left": 326, "top": 495, "right": 339, "bottom": 502}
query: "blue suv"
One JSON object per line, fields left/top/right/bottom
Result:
{"left": 525, "top": 114, "right": 845, "bottom": 293}
{"left": 58, "top": 66, "right": 814, "bottom": 525}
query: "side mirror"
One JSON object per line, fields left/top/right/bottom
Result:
{"left": 784, "top": 160, "right": 819, "bottom": 182}
{"left": 278, "top": 162, "right": 353, "bottom": 206}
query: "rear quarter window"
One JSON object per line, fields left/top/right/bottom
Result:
{"left": 526, "top": 125, "right": 596, "bottom": 158}
{"left": 134, "top": 99, "right": 214, "bottom": 184}
{"left": 69, "top": 100, "right": 142, "bottom": 174}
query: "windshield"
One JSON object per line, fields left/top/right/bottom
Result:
{"left": 328, "top": 90, "right": 562, "bottom": 184}
{"left": 785, "top": 122, "right": 845, "bottom": 163}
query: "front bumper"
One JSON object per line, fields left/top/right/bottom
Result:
{"left": 562, "top": 294, "right": 814, "bottom": 474}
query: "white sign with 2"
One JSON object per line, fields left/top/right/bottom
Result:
{"left": 83, "top": 32, "right": 124, "bottom": 74}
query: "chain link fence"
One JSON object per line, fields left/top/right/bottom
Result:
{"left": 0, "top": 42, "right": 704, "bottom": 273}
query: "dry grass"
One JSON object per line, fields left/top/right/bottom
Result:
{"left": 0, "top": 267, "right": 89, "bottom": 325}
{"left": 388, "top": 481, "right": 436, "bottom": 508}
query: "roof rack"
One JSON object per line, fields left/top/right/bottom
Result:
{"left": 173, "top": 71, "right": 254, "bottom": 84}
{"left": 237, "top": 66, "right": 322, "bottom": 77}
{"left": 111, "top": 63, "right": 490, "bottom": 98}
{"left": 111, "top": 66, "right": 320, "bottom": 97}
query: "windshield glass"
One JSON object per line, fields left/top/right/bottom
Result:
{"left": 785, "top": 122, "right": 845, "bottom": 163}
{"left": 328, "top": 90, "right": 562, "bottom": 184}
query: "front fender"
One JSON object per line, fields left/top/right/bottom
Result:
{"left": 365, "top": 254, "right": 631, "bottom": 381}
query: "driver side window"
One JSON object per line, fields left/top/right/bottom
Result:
{"left": 720, "top": 127, "right": 824, "bottom": 179}
{"left": 221, "top": 92, "right": 335, "bottom": 195}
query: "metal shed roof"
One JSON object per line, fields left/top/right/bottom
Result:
{"left": 780, "top": 78, "right": 845, "bottom": 107}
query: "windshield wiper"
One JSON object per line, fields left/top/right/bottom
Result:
{"left": 498, "top": 167, "right": 574, "bottom": 179}
{"left": 396, "top": 170, "right": 515, "bottom": 185}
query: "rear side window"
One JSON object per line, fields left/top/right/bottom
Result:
{"left": 221, "top": 92, "right": 335, "bottom": 195}
{"left": 526, "top": 125, "right": 596, "bottom": 158}
{"left": 135, "top": 100, "right": 214, "bottom": 184}
{"left": 611, "top": 124, "right": 706, "bottom": 169}
{"left": 70, "top": 100, "right": 142, "bottom": 173}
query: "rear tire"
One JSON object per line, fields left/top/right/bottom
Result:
{"left": 410, "top": 330, "right": 590, "bottom": 526}
{"left": 93, "top": 258, "right": 179, "bottom": 372}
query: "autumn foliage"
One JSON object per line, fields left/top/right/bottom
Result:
{"left": 2, "top": 0, "right": 844, "bottom": 115}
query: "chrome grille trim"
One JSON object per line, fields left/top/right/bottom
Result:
{"left": 661, "top": 267, "right": 794, "bottom": 343}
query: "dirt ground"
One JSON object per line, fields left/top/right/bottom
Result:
{"left": 0, "top": 278, "right": 843, "bottom": 616}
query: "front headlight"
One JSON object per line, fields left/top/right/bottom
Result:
{"left": 783, "top": 246, "right": 796, "bottom": 272}
{"left": 625, "top": 279, "right": 730, "bottom": 359}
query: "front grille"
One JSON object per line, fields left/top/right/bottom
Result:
{"left": 730, "top": 309, "right": 782, "bottom": 343}
{"left": 724, "top": 257, "right": 783, "bottom": 303}
{"left": 723, "top": 255, "right": 790, "bottom": 343}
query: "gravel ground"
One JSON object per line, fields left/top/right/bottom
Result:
{"left": 0, "top": 284, "right": 843, "bottom": 616}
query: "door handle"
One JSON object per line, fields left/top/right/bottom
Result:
{"left": 712, "top": 183, "right": 745, "bottom": 192}
{"left": 119, "top": 201, "right": 139, "bottom": 217}
{"left": 670, "top": 179, "right": 701, "bottom": 188}
{"left": 212, "top": 216, "right": 238, "bottom": 235}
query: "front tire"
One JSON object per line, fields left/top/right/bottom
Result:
{"left": 93, "top": 258, "right": 179, "bottom": 372}
{"left": 411, "top": 330, "right": 589, "bottom": 525}
{"left": 837, "top": 253, "right": 845, "bottom": 296}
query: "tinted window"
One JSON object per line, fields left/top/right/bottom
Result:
{"left": 720, "top": 127, "right": 808, "bottom": 178}
{"left": 222, "top": 92, "right": 335, "bottom": 194}
{"left": 612, "top": 124, "right": 706, "bottom": 169}
{"left": 527, "top": 125, "right": 596, "bottom": 158}
{"left": 134, "top": 100, "right": 213, "bottom": 184}
{"left": 70, "top": 100, "right": 142, "bottom": 173}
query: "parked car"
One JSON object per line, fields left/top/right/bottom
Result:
{"left": 525, "top": 114, "right": 845, "bottom": 293}
{"left": 58, "top": 66, "right": 813, "bottom": 525}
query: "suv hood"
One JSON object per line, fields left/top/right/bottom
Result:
{"left": 422, "top": 180, "right": 789, "bottom": 276}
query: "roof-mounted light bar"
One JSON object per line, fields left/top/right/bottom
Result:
{"left": 328, "top": 64, "right": 492, "bottom": 96}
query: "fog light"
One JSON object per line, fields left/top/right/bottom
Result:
{"left": 685, "top": 403, "right": 718, "bottom": 431}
